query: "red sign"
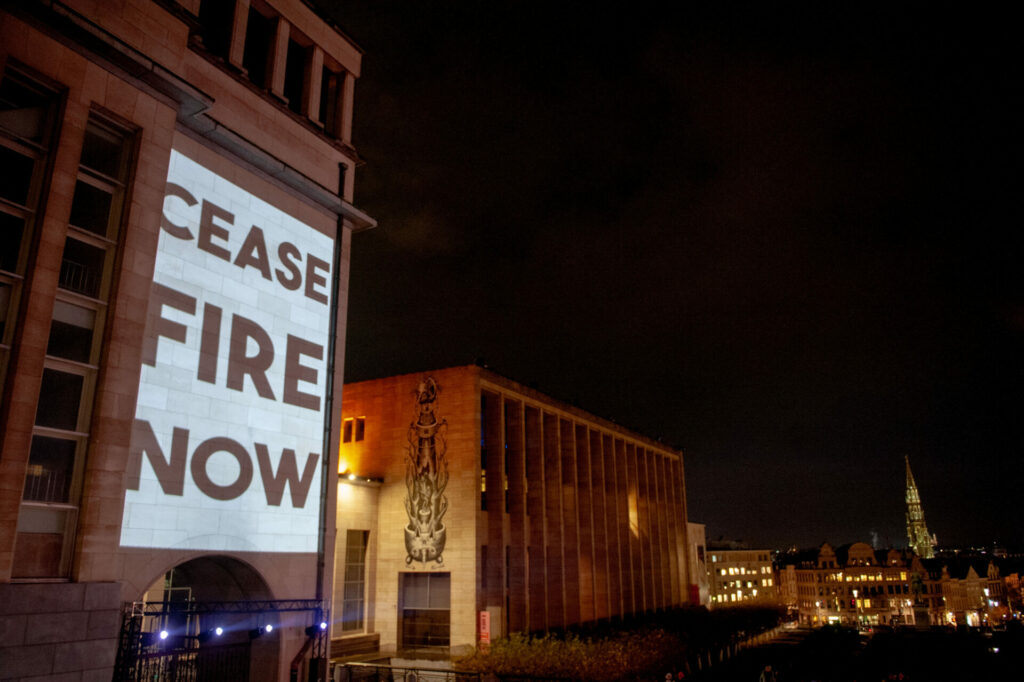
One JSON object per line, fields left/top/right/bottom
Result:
{"left": 479, "top": 610, "right": 491, "bottom": 649}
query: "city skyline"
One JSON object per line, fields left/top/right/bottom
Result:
{"left": 325, "top": 1, "right": 1022, "bottom": 550}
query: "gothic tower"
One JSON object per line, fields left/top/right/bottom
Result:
{"left": 905, "top": 456, "right": 935, "bottom": 558}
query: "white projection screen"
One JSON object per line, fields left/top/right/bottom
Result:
{"left": 121, "top": 148, "right": 334, "bottom": 553}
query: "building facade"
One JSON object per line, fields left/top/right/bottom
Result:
{"left": 332, "top": 366, "right": 693, "bottom": 657}
{"left": 0, "top": 1, "right": 373, "bottom": 679}
{"left": 707, "top": 547, "right": 777, "bottom": 607}
{"left": 792, "top": 543, "right": 917, "bottom": 627}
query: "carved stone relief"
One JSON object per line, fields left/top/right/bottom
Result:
{"left": 403, "top": 377, "right": 448, "bottom": 566}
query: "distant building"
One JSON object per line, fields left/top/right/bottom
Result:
{"left": 777, "top": 562, "right": 799, "bottom": 615}
{"left": 707, "top": 546, "right": 777, "bottom": 606}
{"left": 905, "top": 456, "right": 936, "bottom": 558}
{"left": 915, "top": 556, "right": 1013, "bottom": 627}
{"left": 786, "top": 541, "right": 1020, "bottom": 628}
{"left": 333, "top": 366, "right": 693, "bottom": 658}
{"left": 791, "top": 542, "right": 917, "bottom": 627}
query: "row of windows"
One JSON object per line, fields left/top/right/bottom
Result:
{"left": 195, "top": 0, "right": 350, "bottom": 141}
{"left": 342, "top": 416, "right": 365, "bottom": 443}
{"left": 716, "top": 565, "right": 771, "bottom": 576}
{"left": 2, "top": 62, "right": 136, "bottom": 578}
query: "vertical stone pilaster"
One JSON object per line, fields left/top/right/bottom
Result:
{"left": 482, "top": 391, "right": 504, "bottom": 629}
{"left": 305, "top": 45, "right": 324, "bottom": 122}
{"left": 590, "top": 430, "right": 609, "bottom": 620}
{"left": 559, "top": 419, "right": 580, "bottom": 626}
{"left": 542, "top": 412, "right": 564, "bottom": 629}
{"left": 269, "top": 17, "right": 290, "bottom": 101}
{"left": 525, "top": 406, "right": 547, "bottom": 631}
{"left": 227, "top": 0, "right": 251, "bottom": 71}
{"left": 615, "top": 439, "right": 633, "bottom": 615}
{"left": 603, "top": 434, "right": 622, "bottom": 618}
{"left": 340, "top": 71, "right": 355, "bottom": 143}
{"left": 574, "top": 424, "right": 594, "bottom": 623}
{"left": 505, "top": 399, "right": 527, "bottom": 633}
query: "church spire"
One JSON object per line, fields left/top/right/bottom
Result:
{"left": 905, "top": 456, "right": 935, "bottom": 558}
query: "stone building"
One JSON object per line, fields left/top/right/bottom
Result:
{"left": 706, "top": 546, "right": 777, "bottom": 607}
{"left": 0, "top": 1, "right": 373, "bottom": 679}
{"left": 331, "top": 366, "right": 693, "bottom": 658}
{"left": 792, "top": 542, "right": 917, "bottom": 627}
{"left": 916, "top": 556, "right": 1013, "bottom": 627}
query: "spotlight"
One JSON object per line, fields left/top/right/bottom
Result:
{"left": 265, "top": 624, "right": 273, "bottom": 634}
{"left": 305, "top": 621, "right": 329, "bottom": 637}
{"left": 159, "top": 630, "right": 169, "bottom": 641}
{"left": 198, "top": 626, "right": 225, "bottom": 644}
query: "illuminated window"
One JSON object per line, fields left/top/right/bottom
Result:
{"left": 15, "top": 113, "right": 135, "bottom": 578}
{"left": 342, "top": 417, "right": 365, "bottom": 443}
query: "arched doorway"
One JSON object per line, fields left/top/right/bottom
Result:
{"left": 117, "top": 555, "right": 282, "bottom": 682}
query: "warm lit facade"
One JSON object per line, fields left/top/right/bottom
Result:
{"left": 0, "top": 2, "right": 372, "bottom": 680}
{"left": 792, "top": 543, "right": 917, "bottom": 627}
{"left": 916, "top": 557, "right": 1013, "bottom": 627}
{"left": 332, "top": 366, "right": 693, "bottom": 658}
{"left": 707, "top": 547, "right": 777, "bottom": 606}
{"left": 788, "top": 542, "right": 1019, "bottom": 629}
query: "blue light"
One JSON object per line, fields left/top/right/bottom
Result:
{"left": 159, "top": 630, "right": 169, "bottom": 640}
{"left": 214, "top": 627, "right": 224, "bottom": 636}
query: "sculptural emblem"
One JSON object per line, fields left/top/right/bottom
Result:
{"left": 404, "top": 377, "right": 448, "bottom": 565}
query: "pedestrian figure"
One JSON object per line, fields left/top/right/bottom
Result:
{"left": 759, "top": 664, "right": 777, "bottom": 682}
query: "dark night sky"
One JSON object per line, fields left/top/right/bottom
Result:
{"left": 318, "top": 1, "right": 1023, "bottom": 550}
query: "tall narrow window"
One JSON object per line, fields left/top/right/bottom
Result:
{"left": 243, "top": 7, "right": 273, "bottom": 89}
{"left": 400, "top": 572, "right": 450, "bottom": 649}
{"left": 342, "top": 417, "right": 365, "bottom": 443}
{"left": 341, "top": 530, "right": 369, "bottom": 632}
{"left": 0, "top": 66, "right": 60, "bottom": 411}
{"left": 196, "top": 0, "right": 235, "bottom": 60}
{"left": 283, "top": 37, "right": 309, "bottom": 115}
{"left": 318, "top": 62, "right": 344, "bottom": 138}
{"left": 13, "top": 114, "right": 135, "bottom": 578}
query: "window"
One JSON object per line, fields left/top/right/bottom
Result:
{"left": 341, "top": 530, "right": 369, "bottom": 632}
{"left": 196, "top": 0, "right": 235, "bottom": 60}
{"left": 283, "top": 37, "right": 309, "bottom": 115}
{"left": 400, "top": 572, "right": 450, "bottom": 649}
{"left": 342, "top": 417, "right": 365, "bottom": 443}
{"left": 0, "top": 66, "right": 60, "bottom": 411}
{"left": 319, "top": 62, "right": 345, "bottom": 137}
{"left": 243, "top": 7, "right": 274, "bottom": 89}
{"left": 13, "top": 114, "right": 134, "bottom": 578}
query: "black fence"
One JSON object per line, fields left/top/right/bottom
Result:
{"left": 114, "top": 598, "right": 329, "bottom": 682}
